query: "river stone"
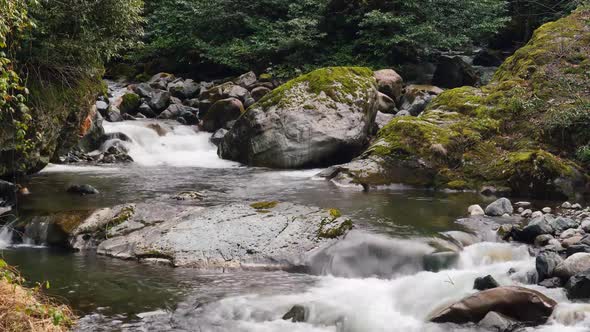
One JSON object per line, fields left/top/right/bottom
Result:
{"left": 428, "top": 286, "right": 557, "bottom": 325}
{"left": 219, "top": 67, "right": 379, "bottom": 168}
{"left": 148, "top": 89, "right": 171, "bottom": 113}
{"left": 202, "top": 98, "right": 244, "bottom": 132}
{"left": 485, "top": 198, "right": 514, "bottom": 217}
{"left": 566, "top": 271, "right": 590, "bottom": 299}
{"left": 67, "top": 184, "right": 99, "bottom": 195}
{"left": 536, "top": 251, "right": 563, "bottom": 281}
{"left": 374, "top": 69, "right": 403, "bottom": 101}
{"left": 282, "top": 305, "right": 306, "bottom": 323}
{"left": 549, "top": 217, "right": 577, "bottom": 233}
{"left": 210, "top": 128, "right": 229, "bottom": 147}
{"left": 468, "top": 204, "right": 485, "bottom": 216}
{"left": 554, "top": 253, "right": 590, "bottom": 279}
{"left": 234, "top": 71, "right": 257, "bottom": 88}
{"left": 377, "top": 92, "right": 397, "bottom": 114}
{"left": 251, "top": 86, "right": 271, "bottom": 101}
{"left": 515, "top": 215, "right": 554, "bottom": 243}
{"left": 478, "top": 311, "right": 520, "bottom": 332}
{"left": 168, "top": 79, "right": 200, "bottom": 99}
{"left": 474, "top": 275, "right": 500, "bottom": 291}
{"left": 71, "top": 202, "right": 352, "bottom": 269}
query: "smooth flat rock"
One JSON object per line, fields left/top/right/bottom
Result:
{"left": 70, "top": 202, "right": 352, "bottom": 270}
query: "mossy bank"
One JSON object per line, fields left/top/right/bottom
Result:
{"left": 335, "top": 7, "right": 590, "bottom": 199}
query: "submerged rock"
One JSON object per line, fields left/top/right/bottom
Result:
{"left": 282, "top": 305, "right": 306, "bottom": 323}
{"left": 428, "top": 286, "right": 557, "bottom": 325}
{"left": 67, "top": 184, "right": 99, "bottom": 195}
{"left": 478, "top": 311, "right": 521, "bottom": 332}
{"left": 70, "top": 202, "right": 352, "bottom": 269}
{"left": 219, "top": 67, "right": 379, "bottom": 168}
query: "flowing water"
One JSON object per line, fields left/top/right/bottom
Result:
{"left": 1, "top": 107, "right": 589, "bottom": 331}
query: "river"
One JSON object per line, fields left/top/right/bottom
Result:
{"left": 0, "top": 116, "right": 588, "bottom": 331}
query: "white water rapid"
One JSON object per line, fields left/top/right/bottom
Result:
{"left": 183, "top": 238, "right": 589, "bottom": 332}
{"left": 101, "top": 120, "right": 239, "bottom": 168}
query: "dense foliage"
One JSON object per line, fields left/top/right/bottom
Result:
{"left": 137, "top": 0, "right": 510, "bottom": 76}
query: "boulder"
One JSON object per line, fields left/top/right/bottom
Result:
{"left": 536, "top": 251, "right": 563, "bottom": 281}
{"left": 428, "top": 286, "right": 557, "bottom": 325}
{"left": 554, "top": 253, "right": 590, "bottom": 279}
{"left": 432, "top": 55, "right": 480, "bottom": 88}
{"left": 119, "top": 93, "right": 141, "bottom": 115}
{"left": 468, "top": 205, "right": 485, "bottom": 216}
{"left": 565, "top": 271, "right": 590, "bottom": 299}
{"left": 374, "top": 69, "right": 403, "bottom": 101}
{"left": 210, "top": 128, "right": 228, "bottom": 147}
{"left": 478, "top": 311, "right": 520, "bottom": 332}
{"left": 485, "top": 198, "right": 514, "bottom": 216}
{"left": 377, "top": 92, "right": 397, "bottom": 114}
{"left": 70, "top": 202, "right": 353, "bottom": 269}
{"left": 514, "top": 215, "right": 554, "bottom": 243}
{"left": 550, "top": 217, "right": 577, "bottom": 233}
{"left": 251, "top": 86, "right": 272, "bottom": 101}
{"left": 234, "top": 71, "right": 257, "bottom": 88}
{"left": 168, "top": 79, "right": 200, "bottom": 99}
{"left": 147, "top": 90, "right": 171, "bottom": 113}
{"left": 474, "top": 275, "right": 500, "bottom": 291}
{"left": 67, "top": 184, "right": 99, "bottom": 195}
{"left": 282, "top": 305, "right": 306, "bottom": 323}
{"left": 138, "top": 103, "right": 157, "bottom": 118}
{"left": 202, "top": 98, "right": 245, "bottom": 132}
{"left": 219, "top": 67, "right": 379, "bottom": 168}
{"left": 106, "top": 106, "right": 123, "bottom": 122}
{"left": 77, "top": 107, "right": 105, "bottom": 152}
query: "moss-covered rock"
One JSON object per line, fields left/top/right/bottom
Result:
{"left": 219, "top": 67, "right": 379, "bottom": 168}
{"left": 0, "top": 72, "right": 102, "bottom": 178}
{"left": 120, "top": 93, "right": 141, "bottom": 115}
{"left": 335, "top": 7, "right": 590, "bottom": 199}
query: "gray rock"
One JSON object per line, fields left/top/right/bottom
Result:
{"left": 572, "top": 203, "right": 583, "bottom": 210}
{"left": 432, "top": 55, "right": 480, "bottom": 88}
{"left": 515, "top": 215, "right": 554, "bottom": 243}
{"left": 282, "top": 305, "right": 306, "bottom": 323}
{"left": 226, "top": 85, "right": 250, "bottom": 103}
{"left": 377, "top": 92, "right": 397, "bottom": 114}
{"left": 534, "top": 234, "right": 554, "bottom": 247}
{"left": 138, "top": 103, "right": 156, "bottom": 118}
{"left": 531, "top": 211, "right": 543, "bottom": 219}
{"left": 542, "top": 207, "right": 552, "bottom": 214}
{"left": 581, "top": 219, "right": 590, "bottom": 233}
{"left": 478, "top": 311, "right": 520, "bottom": 332}
{"left": 395, "top": 110, "right": 411, "bottom": 117}
{"left": 536, "top": 251, "right": 563, "bottom": 281}
{"left": 474, "top": 275, "right": 500, "bottom": 291}
{"left": 251, "top": 86, "right": 271, "bottom": 101}
{"left": 134, "top": 83, "right": 155, "bottom": 98}
{"left": 566, "top": 244, "right": 590, "bottom": 257}
{"left": 96, "top": 100, "right": 109, "bottom": 116}
{"left": 515, "top": 201, "right": 532, "bottom": 208}
{"left": 168, "top": 79, "right": 200, "bottom": 99}
{"left": 468, "top": 205, "right": 485, "bottom": 216}
{"left": 562, "top": 201, "right": 573, "bottom": 209}
{"left": 549, "top": 217, "right": 577, "bottom": 233}
{"left": 538, "top": 277, "right": 563, "bottom": 289}
{"left": 71, "top": 202, "right": 353, "bottom": 269}
{"left": 554, "top": 253, "right": 590, "bottom": 279}
{"left": 106, "top": 106, "right": 123, "bottom": 122}
{"left": 234, "top": 71, "right": 257, "bottom": 88}
{"left": 67, "top": 184, "right": 99, "bottom": 195}
{"left": 219, "top": 68, "right": 379, "bottom": 168}
{"left": 485, "top": 198, "right": 514, "bottom": 217}
{"left": 565, "top": 270, "right": 590, "bottom": 299}
{"left": 210, "top": 129, "right": 228, "bottom": 147}
{"left": 148, "top": 90, "right": 171, "bottom": 113}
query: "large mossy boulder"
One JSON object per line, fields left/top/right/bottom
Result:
{"left": 327, "top": 8, "right": 590, "bottom": 199}
{"left": 219, "top": 67, "right": 379, "bottom": 168}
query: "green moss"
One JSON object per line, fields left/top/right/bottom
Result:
{"left": 120, "top": 93, "right": 141, "bottom": 114}
{"left": 328, "top": 208, "right": 342, "bottom": 219}
{"left": 256, "top": 67, "right": 376, "bottom": 109}
{"left": 250, "top": 201, "right": 279, "bottom": 210}
{"left": 108, "top": 206, "right": 135, "bottom": 230}
{"left": 134, "top": 72, "right": 152, "bottom": 82}
{"left": 259, "top": 73, "right": 272, "bottom": 81}
{"left": 447, "top": 180, "right": 468, "bottom": 190}
{"left": 318, "top": 219, "right": 353, "bottom": 239}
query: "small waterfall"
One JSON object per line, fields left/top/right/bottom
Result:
{"left": 0, "top": 220, "right": 17, "bottom": 249}
{"left": 101, "top": 120, "right": 239, "bottom": 168}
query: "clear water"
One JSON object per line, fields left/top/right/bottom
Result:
{"left": 1, "top": 118, "right": 588, "bottom": 331}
